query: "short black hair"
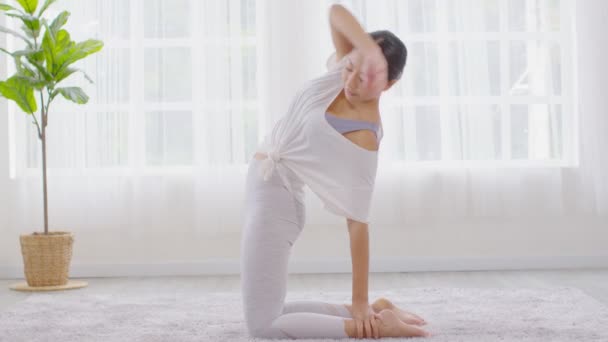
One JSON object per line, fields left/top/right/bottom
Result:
{"left": 369, "top": 30, "right": 407, "bottom": 81}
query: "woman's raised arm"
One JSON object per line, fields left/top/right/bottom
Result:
{"left": 328, "top": 4, "right": 377, "bottom": 62}
{"left": 328, "top": 5, "right": 388, "bottom": 95}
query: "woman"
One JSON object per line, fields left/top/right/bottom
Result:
{"left": 240, "top": 4, "right": 431, "bottom": 339}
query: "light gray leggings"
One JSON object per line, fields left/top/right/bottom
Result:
{"left": 241, "top": 158, "right": 353, "bottom": 339}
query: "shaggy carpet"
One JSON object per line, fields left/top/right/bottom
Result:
{"left": 1, "top": 287, "right": 607, "bottom": 341}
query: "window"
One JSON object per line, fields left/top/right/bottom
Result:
{"left": 7, "top": 0, "right": 259, "bottom": 175}
{"left": 326, "top": 0, "right": 576, "bottom": 166}
{"left": 5, "top": 0, "right": 577, "bottom": 177}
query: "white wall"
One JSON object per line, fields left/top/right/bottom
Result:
{"left": 1, "top": 0, "right": 607, "bottom": 279}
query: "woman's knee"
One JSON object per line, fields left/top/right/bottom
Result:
{"left": 248, "top": 327, "right": 273, "bottom": 339}
{"left": 244, "top": 309, "right": 286, "bottom": 339}
{"left": 247, "top": 324, "right": 288, "bottom": 339}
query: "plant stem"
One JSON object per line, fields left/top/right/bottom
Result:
{"left": 45, "top": 88, "right": 52, "bottom": 126}
{"left": 39, "top": 91, "right": 49, "bottom": 235}
{"left": 31, "top": 29, "right": 49, "bottom": 234}
{"left": 31, "top": 112, "right": 42, "bottom": 139}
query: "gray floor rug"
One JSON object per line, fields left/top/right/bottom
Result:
{"left": 1, "top": 287, "right": 607, "bottom": 341}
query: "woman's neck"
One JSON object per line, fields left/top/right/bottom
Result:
{"left": 330, "top": 90, "right": 380, "bottom": 122}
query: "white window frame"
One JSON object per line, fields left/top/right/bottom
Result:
{"left": 7, "top": 0, "right": 261, "bottom": 178}
{"left": 327, "top": 0, "right": 579, "bottom": 169}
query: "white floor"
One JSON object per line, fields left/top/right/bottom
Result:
{"left": 2, "top": 268, "right": 608, "bottom": 311}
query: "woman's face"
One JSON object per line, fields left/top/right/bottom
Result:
{"left": 341, "top": 49, "right": 396, "bottom": 103}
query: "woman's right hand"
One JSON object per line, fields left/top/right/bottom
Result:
{"left": 359, "top": 45, "right": 388, "bottom": 98}
{"left": 350, "top": 300, "right": 380, "bottom": 339}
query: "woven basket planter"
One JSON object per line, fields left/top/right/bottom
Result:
{"left": 19, "top": 231, "right": 74, "bottom": 287}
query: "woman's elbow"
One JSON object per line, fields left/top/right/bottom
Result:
{"left": 329, "top": 3, "right": 346, "bottom": 24}
{"left": 347, "top": 218, "right": 368, "bottom": 230}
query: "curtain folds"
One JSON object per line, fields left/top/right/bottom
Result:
{"left": 5, "top": 0, "right": 606, "bottom": 240}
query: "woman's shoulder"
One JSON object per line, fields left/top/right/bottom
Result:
{"left": 294, "top": 62, "right": 344, "bottom": 97}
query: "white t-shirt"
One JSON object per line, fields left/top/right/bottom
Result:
{"left": 255, "top": 55, "right": 379, "bottom": 224}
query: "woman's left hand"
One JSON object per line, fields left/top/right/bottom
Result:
{"left": 351, "top": 300, "right": 380, "bottom": 339}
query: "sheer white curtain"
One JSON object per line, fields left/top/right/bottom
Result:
{"left": 4, "top": 0, "right": 606, "bottom": 243}
{"left": 324, "top": 0, "right": 607, "bottom": 226}
{"left": 7, "top": 0, "right": 261, "bottom": 236}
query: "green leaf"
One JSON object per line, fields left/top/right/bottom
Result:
{"left": 55, "top": 39, "right": 103, "bottom": 74}
{"left": 13, "top": 55, "right": 23, "bottom": 71}
{"left": 0, "top": 75, "right": 37, "bottom": 114}
{"left": 53, "top": 86, "right": 88, "bottom": 104}
{"left": 49, "top": 11, "right": 69, "bottom": 34}
{"left": 15, "top": 59, "right": 37, "bottom": 78}
{"left": 17, "top": 47, "right": 44, "bottom": 64}
{"left": 16, "top": 0, "right": 38, "bottom": 15}
{"left": 37, "top": 0, "right": 56, "bottom": 16}
{"left": 13, "top": 48, "right": 37, "bottom": 56}
{"left": 55, "top": 66, "right": 93, "bottom": 84}
{"left": 54, "top": 66, "right": 76, "bottom": 83}
{"left": 41, "top": 30, "right": 54, "bottom": 72}
{"left": 5, "top": 12, "right": 40, "bottom": 39}
{"left": 0, "top": 3, "right": 16, "bottom": 11}
{"left": 14, "top": 75, "right": 46, "bottom": 89}
{"left": 0, "top": 25, "right": 32, "bottom": 47}
{"left": 42, "top": 28, "right": 72, "bottom": 74}
{"left": 21, "top": 24, "right": 35, "bottom": 39}
{"left": 22, "top": 55, "right": 52, "bottom": 82}
{"left": 5, "top": 49, "right": 47, "bottom": 80}
{"left": 40, "top": 20, "right": 54, "bottom": 43}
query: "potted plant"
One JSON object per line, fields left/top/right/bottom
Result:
{"left": 0, "top": 0, "right": 103, "bottom": 290}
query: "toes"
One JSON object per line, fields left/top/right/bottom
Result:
{"left": 403, "top": 310, "right": 426, "bottom": 323}
{"left": 404, "top": 323, "right": 430, "bottom": 337}
{"left": 414, "top": 318, "right": 427, "bottom": 326}
{"left": 405, "top": 317, "right": 425, "bottom": 326}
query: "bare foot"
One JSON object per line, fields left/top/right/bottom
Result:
{"left": 376, "top": 309, "right": 430, "bottom": 338}
{"left": 372, "top": 297, "right": 428, "bottom": 326}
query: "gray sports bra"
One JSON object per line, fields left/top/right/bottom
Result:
{"left": 325, "top": 112, "right": 382, "bottom": 142}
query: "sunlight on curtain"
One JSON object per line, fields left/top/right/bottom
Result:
{"left": 4, "top": 0, "right": 606, "bottom": 239}
{"left": 327, "top": 0, "right": 572, "bottom": 166}
{"left": 16, "top": 0, "right": 259, "bottom": 170}
{"left": 8, "top": 0, "right": 260, "bottom": 236}
{"left": 320, "top": 0, "right": 607, "bottom": 223}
